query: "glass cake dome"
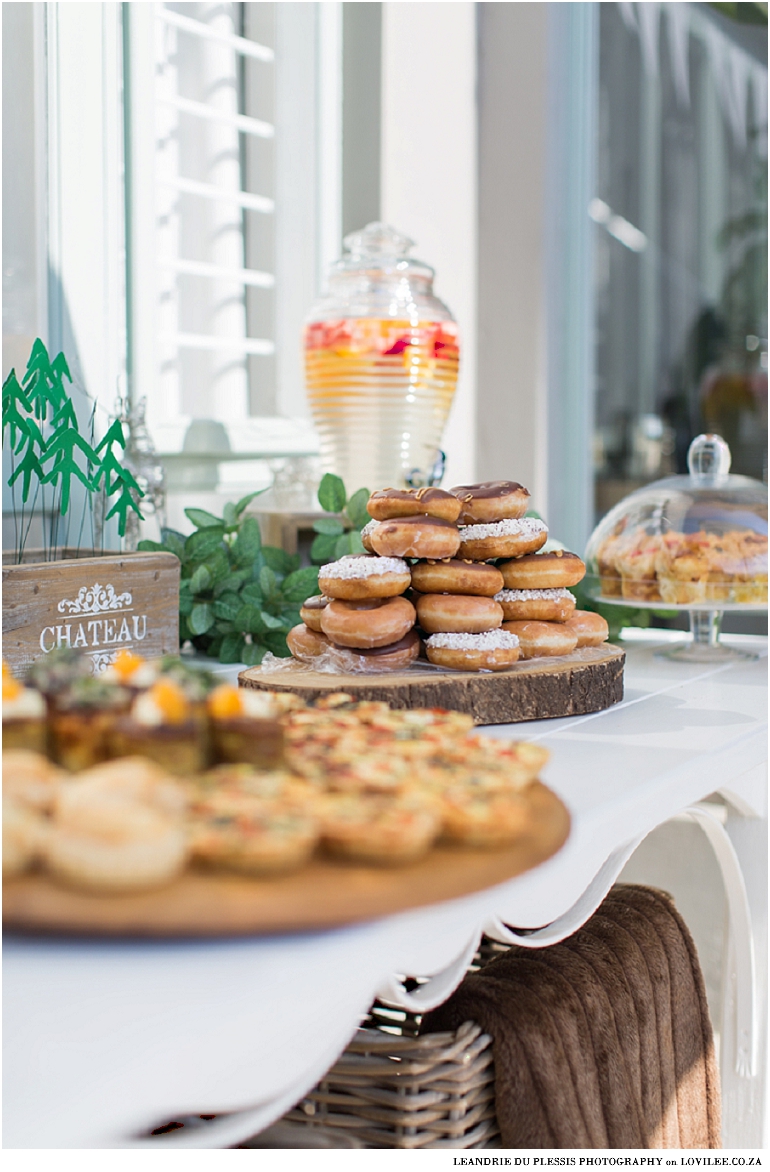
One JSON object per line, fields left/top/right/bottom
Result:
{"left": 584, "top": 434, "right": 768, "bottom": 660}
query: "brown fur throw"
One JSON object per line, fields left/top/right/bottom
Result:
{"left": 421, "top": 885, "right": 721, "bottom": 1149}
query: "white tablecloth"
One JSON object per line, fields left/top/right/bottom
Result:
{"left": 4, "top": 633, "right": 767, "bottom": 1148}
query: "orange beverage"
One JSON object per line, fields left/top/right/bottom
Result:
{"left": 304, "top": 317, "right": 460, "bottom": 492}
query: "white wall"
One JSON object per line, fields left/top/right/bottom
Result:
{"left": 380, "top": 1, "right": 477, "bottom": 489}
{"left": 476, "top": 2, "right": 550, "bottom": 514}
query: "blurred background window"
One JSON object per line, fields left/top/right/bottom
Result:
{"left": 592, "top": 2, "right": 768, "bottom": 523}
{"left": 126, "top": 2, "right": 337, "bottom": 479}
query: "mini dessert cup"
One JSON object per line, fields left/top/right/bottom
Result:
{"left": 25, "top": 646, "right": 92, "bottom": 710}
{"left": 48, "top": 678, "right": 131, "bottom": 771}
{"left": 2, "top": 662, "right": 47, "bottom": 754}
{"left": 109, "top": 678, "right": 206, "bottom": 776}
{"left": 207, "top": 685, "right": 286, "bottom": 769}
{"left": 101, "top": 649, "right": 159, "bottom": 695}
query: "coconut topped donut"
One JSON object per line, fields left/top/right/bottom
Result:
{"left": 457, "top": 518, "right": 548, "bottom": 560}
{"left": 499, "top": 550, "right": 586, "bottom": 590}
{"left": 450, "top": 481, "right": 531, "bottom": 524}
{"left": 360, "top": 519, "right": 378, "bottom": 552}
{"left": 494, "top": 587, "right": 576, "bottom": 623}
{"left": 424, "top": 629, "right": 521, "bottom": 672}
{"left": 367, "top": 487, "right": 462, "bottom": 523}
{"left": 318, "top": 555, "right": 411, "bottom": 601}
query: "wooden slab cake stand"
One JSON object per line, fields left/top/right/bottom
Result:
{"left": 239, "top": 644, "right": 625, "bottom": 726}
{"left": 3, "top": 783, "right": 569, "bottom": 938}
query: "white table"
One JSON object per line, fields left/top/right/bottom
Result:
{"left": 4, "top": 632, "right": 767, "bottom": 1149}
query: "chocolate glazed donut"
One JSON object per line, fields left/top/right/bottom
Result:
{"left": 367, "top": 487, "right": 462, "bottom": 523}
{"left": 328, "top": 630, "right": 422, "bottom": 672}
{"left": 450, "top": 481, "right": 531, "bottom": 524}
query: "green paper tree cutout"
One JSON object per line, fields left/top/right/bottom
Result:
{"left": 2, "top": 338, "right": 146, "bottom": 553}
{"left": 93, "top": 418, "right": 145, "bottom": 537}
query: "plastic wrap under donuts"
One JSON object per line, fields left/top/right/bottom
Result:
{"left": 254, "top": 642, "right": 613, "bottom": 676}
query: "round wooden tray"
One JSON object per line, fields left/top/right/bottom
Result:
{"left": 3, "top": 783, "right": 569, "bottom": 938}
{"left": 240, "top": 644, "right": 625, "bottom": 726}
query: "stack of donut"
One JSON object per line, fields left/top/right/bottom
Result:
{"left": 287, "top": 544, "right": 420, "bottom": 672}
{"left": 288, "top": 480, "right": 609, "bottom": 674}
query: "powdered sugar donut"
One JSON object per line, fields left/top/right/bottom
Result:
{"left": 410, "top": 558, "right": 504, "bottom": 597}
{"left": 501, "top": 620, "right": 577, "bottom": 658}
{"left": 450, "top": 481, "right": 531, "bottom": 524}
{"left": 367, "top": 487, "right": 462, "bottom": 523}
{"left": 457, "top": 518, "right": 548, "bottom": 560}
{"left": 495, "top": 587, "right": 576, "bottom": 623}
{"left": 370, "top": 516, "right": 461, "bottom": 560}
{"left": 318, "top": 555, "right": 411, "bottom": 600}
{"left": 499, "top": 550, "right": 586, "bottom": 589}
{"left": 424, "top": 629, "right": 521, "bottom": 672}
{"left": 299, "top": 595, "right": 331, "bottom": 632}
{"left": 416, "top": 593, "right": 503, "bottom": 635}
{"left": 320, "top": 596, "right": 416, "bottom": 649}
{"left": 563, "top": 610, "right": 609, "bottom": 648}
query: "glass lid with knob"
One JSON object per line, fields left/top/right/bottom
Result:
{"left": 584, "top": 435, "right": 767, "bottom": 660}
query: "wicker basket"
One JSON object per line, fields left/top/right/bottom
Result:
{"left": 143, "top": 941, "right": 506, "bottom": 1148}
{"left": 275, "top": 940, "right": 508, "bottom": 1149}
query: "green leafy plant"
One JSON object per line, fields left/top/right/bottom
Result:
{"left": 310, "top": 473, "right": 371, "bottom": 563}
{"left": 2, "top": 339, "right": 145, "bottom": 561}
{"left": 138, "top": 494, "right": 320, "bottom": 666}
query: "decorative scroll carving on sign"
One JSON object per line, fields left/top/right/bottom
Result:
{"left": 57, "top": 583, "right": 133, "bottom": 617}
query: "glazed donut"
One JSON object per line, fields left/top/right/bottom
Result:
{"left": 318, "top": 555, "right": 411, "bottom": 601}
{"left": 367, "top": 487, "right": 462, "bottom": 523}
{"left": 327, "top": 630, "right": 422, "bottom": 673}
{"left": 495, "top": 587, "right": 576, "bottom": 623}
{"left": 563, "top": 610, "right": 609, "bottom": 648}
{"left": 370, "top": 516, "right": 461, "bottom": 560}
{"left": 416, "top": 594, "right": 503, "bottom": 635}
{"left": 501, "top": 620, "right": 578, "bottom": 659}
{"left": 457, "top": 518, "right": 548, "bottom": 561}
{"left": 360, "top": 519, "right": 377, "bottom": 552}
{"left": 499, "top": 550, "right": 586, "bottom": 590}
{"left": 450, "top": 481, "right": 531, "bottom": 524}
{"left": 410, "top": 558, "right": 504, "bottom": 597}
{"left": 286, "top": 624, "right": 332, "bottom": 663}
{"left": 424, "top": 630, "right": 521, "bottom": 672}
{"left": 320, "top": 596, "right": 416, "bottom": 649}
{"left": 299, "top": 595, "right": 331, "bottom": 632}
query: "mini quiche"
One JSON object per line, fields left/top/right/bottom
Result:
{"left": 188, "top": 789, "right": 319, "bottom": 875}
{"left": 319, "top": 790, "right": 441, "bottom": 866}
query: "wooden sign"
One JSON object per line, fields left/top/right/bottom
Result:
{"left": 2, "top": 551, "right": 180, "bottom": 676}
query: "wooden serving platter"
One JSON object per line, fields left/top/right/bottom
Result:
{"left": 240, "top": 644, "right": 625, "bottom": 726}
{"left": 3, "top": 783, "right": 569, "bottom": 938}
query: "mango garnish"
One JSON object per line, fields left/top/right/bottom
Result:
{"left": 208, "top": 684, "right": 244, "bottom": 720}
{"left": 111, "top": 649, "right": 146, "bottom": 681}
{"left": 147, "top": 678, "right": 190, "bottom": 724}
{"left": 2, "top": 672, "right": 22, "bottom": 702}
